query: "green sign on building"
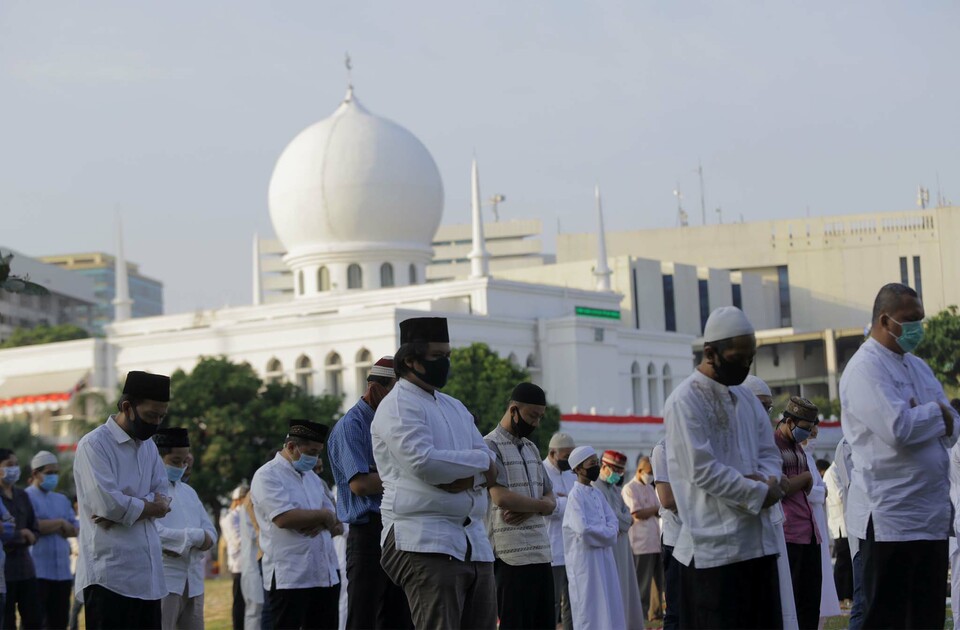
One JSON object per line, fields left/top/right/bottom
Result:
{"left": 575, "top": 306, "right": 621, "bottom": 320}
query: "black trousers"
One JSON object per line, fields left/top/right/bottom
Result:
{"left": 661, "top": 544, "right": 680, "bottom": 630}
{"left": 833, "top": 537, "right": 854, "bottom": 601}
{"left": 83, "top": 585, "right": 161, "bottom": 630}
{"left": 345, "top": 518, "right": 413, "bottom": 630}
{"left": 786, "top": 541, "right": 822, "bottom": 630}
{"left": 268, "top": 580, "right": 340, "bottom": 630}
{"left": 5, "top": 577, "right": 42, "bottom": 630}
{"left": 493, "top": 559, "right": 555, "bottom": 630}
{"left": 679, "top": 554, "right": 782, "bottom": 630}
{"left": 231, "top": 573, "right": 245, "bottom": 630}
{"left": 37, "top": 579, "right": 72, "bottom": 630}
{"left": 860, "top": 521, "right": 947, "bottom": 630}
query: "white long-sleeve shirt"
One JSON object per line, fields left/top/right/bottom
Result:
{"left": 73, "top": 416, "right": 170, "bottom": 601}
{"left": 823, "top": 463, "right": 845, "bottom": 540}
{"left": 665, "top": 369, "right": 783, "bottom": 569}
{"left": 251, "top": 453, "right": 340, "bottom": 590}
{"left": 651, "top": 439, "right": 682, "bottom": 547}
{"left": 542, "top": 457, "right": 575, "bottom": 567}
{"left": 832, "top": 438, "right": 859, "bottom": 558}
{"left": 371, "top": 379, "right": 495, "bottom": 562}
{"left": 156, "top": 480, "right": 217, "bottom": 598}
{"left": 840, "top": 338, "right": 959, "bottom": 542}
{"left": 219, "top": 507, "right": 242, "bottom": 575}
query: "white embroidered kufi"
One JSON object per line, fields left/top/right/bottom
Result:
{"left": 568, "top": 445, "right": 597, "bottom": 471}
{"left": 743, "top": 375, "right": 772, "bottom": 397}
{"left": 703, "top": 306, "right": 755, "bottom": 343}
{"left": 31, "top": 450, "right": 58, "bottom": 471}
{"left": 549, "top": 432, "right": 576, "bottom": 449}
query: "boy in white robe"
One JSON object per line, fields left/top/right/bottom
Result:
{"left": 562, "top": 446, "right": 625, "bottom": 630}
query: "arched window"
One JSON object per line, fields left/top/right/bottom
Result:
{"left": 631, "top": 362, "right": 642, "bottom": 415}
{"left": 317, "top": 266, "right": 330, "bottom": 292}
{"left": 408, "top": 263, "right": 417, "bottom": 285}
{"left": 380, "top": 263, "right": 395, "bottom": 288}
{"left": 526, "top": 354, "right": 538, "bottom": 369}
{"left": 647, "top": 362, "right": 659, "bottom": 416}
{"left": 295, "top": 355, "right": 314, "bottom": 393}
{"left": 347, "top": 264, "right": 363, "bottom": 289}
{"left": 662, "top": 364, "right": 674, "bottom": 403}
{"left": 297, "top": 270, "right": 305, "bottom": 295}
{"left": 265, "top": 358, "right": 284, "bottom": 385}
{"left": 507, "top": 352, "right": 518, "bottom": 366}
{"left": 356, "top": 348, "right": 373, "bottom": 394}
{"left": 325, "top": 352, "right": 343, "bottom": 398}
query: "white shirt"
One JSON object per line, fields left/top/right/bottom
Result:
{"left": 238, "top": 501, "right": 263, "bottom": 606}
{"left": 73, "top": 416, "right": 170, "bottom": 601}
{"left": 219, "top": 507, "right": 242, "bottom": 574}
{"left": 665, "top": 369, "right": 783, "bottom": 569}
{"left": 823, "top": 462, "right": 845, "bottom": 540}
{"left": 840, "top": 338, "right": 959, "bottom": 541}
{"left": 542, "top": 457, "right": 576, "bottom": 566}
{"left": 251, "top": 453, "right": 340, "bottom": 590}
{"left": 651, "top": 439, "right": 682, "bottom": 547}
{"left": 156, "top": 480, "right": 217, "bottom": 598}
{"left": 371, "top": 379, "right": 495, "bottom": 562}
{"left": 832, "top": 438, "right": 859, "bottom": 557}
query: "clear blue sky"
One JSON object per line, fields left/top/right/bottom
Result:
{"left": 2, "top": 2, "right": 958, "bottom": 314}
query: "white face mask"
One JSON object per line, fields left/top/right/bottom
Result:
{"left": 640, "top": 472, "right": 653, "bottom": 485}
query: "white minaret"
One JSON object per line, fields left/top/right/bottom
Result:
{"left": 112, "top": 216, "right": 133, "bottom": 322}
{"left": 468, "top": 156, "right": 490, "bottom": 279}
{"left": 593, "top": 184, "right": 613, "bottom": 291}
{"left": 252, "top": 234, "right": 262, "bottom": 306}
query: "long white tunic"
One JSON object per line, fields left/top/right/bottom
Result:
{"left": 664, "top": 370, "right": 783, "bottom": 569}
{"left": 543, "top": 457, "right": 576, "bottom": 567}
{"left": 238, "top": 500, "right": 264, "bottom": 630}
{"left": 219, "top": 507, "right": 242, "bottom": 574}
{"left": 840, "top": 338, "right": 959, "bottom": 541}
{"left": 650, "top": 440, "right": 681, "bottom": 548}
{"left": 594, "top": 480, "right": 645, "bottom": 630}
{"left": 563, "top": 483, "right": 625, "bottom": 630}
{"left": 73, "top": 416, "right": 169, "bottom": 601}
{"left": 156, "top": 480, "right": 217, "bottom": 598}
{"left": 371, "top": 379, "right": 495, "bottom": 561}
{"left": 804, "top": 451, "right": 841, "bottom": 618}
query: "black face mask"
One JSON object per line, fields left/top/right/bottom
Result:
{"left": 128, "top": 407, "right": 160, "bottom": 441}
{"left": 584, "top": 465, "right": 601, "bottom": 482}
{"left": 713, "top": 352, "right": 751, "bottom": 387}
{"left": 414, "top": 356, "right": 450, "bottom": 389}
{"left": 511, "top": 408, "right": 536, "bottom": 439}
{"left": 557, "top": 458, "right": 571, "bottom": 472}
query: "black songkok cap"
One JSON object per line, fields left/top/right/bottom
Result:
{"left": 400, "top": 317, "right": 450, "bottom": 344}
{"left": 511, "top": 382, "right": 547, "bottom": 406}
{"left": 153, "top": 427, "right": 189, "bottom": 448}
{"left": 123, "top": 371, "right": 171, "bottom": 402}
{"left": 287, "top": 419, "right": 329, "bottom": 443}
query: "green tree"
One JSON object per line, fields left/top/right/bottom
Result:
{"left": 0, "top": 421, "right": 57, "bottom": 489}
{"left": 164, "top": 356, "right": 342, "bottom": 513}
{"left": 914, "top": 305, "right": 960, "bottom": 396}
{"left": 443, "top": 343, "right": 561, "bottom": 458}
{"left": 0, "top": 324, "right": 89, "bottom": 348}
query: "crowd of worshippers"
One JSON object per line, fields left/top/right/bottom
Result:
{"left": 6, "top": 280, "right": 958, "bottom": 630}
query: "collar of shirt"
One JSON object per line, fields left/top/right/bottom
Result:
{"left": 106, "top": 416, "right": 133, "bottom": 444}
{"left": 865, "top": 337, "right": 906, "bottom": 364}
{"left": 355, "top": 398, "right": 375, "bottom": 423}
{"left": 691, "top": 368, "right": 733, "bottom": 398}
{"left": 397, "top": 377, "right": 435, "bottom": 400}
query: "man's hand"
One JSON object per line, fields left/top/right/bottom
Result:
{"left": 939, "top": 402, "right": 955, "bottom": 437}
{"left": 142, "top": 496, "right": 172, "bottom": 520}
{"left": 762, "top": 476, "right": 785, "bottom": 508}
{"left": 330, "top": 522, "right": 345, "bottom": 537}
{"left": 502, "top": 510, "right": 533, "bottom": 526}
{"left": 538, "top": 497, "right": 557, "bottom": 516}
{"left": 20, "top": 529, "right": 36, "bottom": 545}
{"left": 799, "top": 471, "right": 814, "bottom": 494}
{"left": 745, "top": 473, "right": 763, "bottom": 482}
{"left": 437, "top": 476, "right": 476, "bottom": 493}
{"left": 198, "top": 532, "right": 214, "bottom": 552}
{"left": 92, "top": 515, "right": 117, "bottom": 530}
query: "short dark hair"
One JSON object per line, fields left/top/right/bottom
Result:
{"left": 116, "top": 393, "right": 143, "bottom": 413}
{"left": 871, "top": 283, "right": 918, "bottom": 325}
{"left": 157, "top": 445, "right": 173, "bottom": 457}
{"left": 815, "top": 459, "right": 830, "bottom": 473}
{"left": 0, "top": 449, "right": 13, "bottom": 465}
{"left": 394, "top": 342, "right": 429, "bottom": 377}
{"left": 285, "top": 436, "right": 312, "bottom": 448}
{"left": 703, "top": 337, "right": 733, "bottom": 357}
{"left": 367, "top": 375, "right": 394, "bottom": 388}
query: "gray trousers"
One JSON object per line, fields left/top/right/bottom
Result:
{"left": 635, "top": 552, "right": 664, "bottom": 620}
{"left": 380, "top": 528, "right": 496, "bottom": 630}
{"left": 161, "top": 592, "right": 204, "bottom": 630}
{"left": 551, "top": 566, "right": 573, "bottom": 630}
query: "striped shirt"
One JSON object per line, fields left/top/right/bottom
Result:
{"left": 327, "top": 398, "right": 380, "bottom": 524}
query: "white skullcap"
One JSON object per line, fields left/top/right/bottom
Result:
{"left": 568, "top": 446, "right": 597, "bottom": 471}
{"left": 743, "top": 375, "right": 772, "bottom": 398}
{"left": 703, "top": 306, "right": 755, "bottom": 343}
{"left": 31, "top": 450, "right": 58, "bottom": 471}
{"left": 231, "top": 485, "right": 249, "bottom": 500}
{"left": 549, "top": 432, "right": 576, "bottom": 449}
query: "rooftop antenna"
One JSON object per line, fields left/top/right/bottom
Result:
{"left": 344, "top": 52, "right": 353, "bottom": 90}
{"left": 487, "top": 194, "right": 506, "bottom": 221}
{"left": 936, "top": 172, "right": 944, "bottom": 208}
{"left": 715, "top": 206, "right": 723, "bottom": 224}
{"left": 696, "top": 160, "right": 707, "bottom": 226}
{"left": 673, "top": 184, "right": 688, "bottom": 227}
{"left": 917, "top": 185, "right": 929, "bottom": 209}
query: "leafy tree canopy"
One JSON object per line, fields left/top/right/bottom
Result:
{"left": 0, "top": 324, "right": 89, "bottom": 348}
{"left": 914, "top": 305, "right": 960, "bottom": 395}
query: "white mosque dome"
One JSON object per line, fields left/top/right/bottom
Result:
{"left": 268, "top": 88, "right": 444, "bottom": 264}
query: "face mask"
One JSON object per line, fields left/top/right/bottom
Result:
{"left": 556, "top": 459, "right": 571, "bottom": 472}
{"left": 605, "top": 471, "right": 622, "bottom": 485}
{"left": 584, "top": 465, "right": 601, "bottom": 482}
{"left": 2, "top": 466, "right": 20, "bottom": 485}
{"left": 414, "top": 356, "right": 450, "bottom": 389}
{"left": 128, "top": 407, "right": 160, "bottom": 441}
{"left": 640, "top": 473, "right": 653, "bottom": 485}
{"left": 713, "top": 352, "right": 751, "bottom": 387}
{"left": 511, "top": 409, "right": 536, "bottom": 439}
{"left": 887, "top": 317, "right": 924, "bottom": 353}
{"left": 165, "top": 465, "right": 186, "bottom": 484}
{"left": 292, "top": 451, "right": 319, "bottom": 473}
{"left": 791, "top": 425, "right": 812, "bottom": 444}
{"left": 39, "top": 474, "right": 58, "bottom": 492}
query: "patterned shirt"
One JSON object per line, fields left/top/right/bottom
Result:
{"left": 25, "top": 486, "right": 78, "bottom": 581}
{"left": 328, "top": 398, "right": 380, "bottom": 524}
{"left": 774, "top": 429, "right": 820, "bottom": 545}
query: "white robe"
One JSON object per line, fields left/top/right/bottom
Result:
{"left": 563, "top": 482, "right": 626, "bottom": 630}
{"left": 805, "top": 451, "right": 842, "bottom": 619}
{"left": 594, "top": 480, "right": 645, "bottom": 630}
{"left": 772, "top": 503, "right": 800, "bottom": 630}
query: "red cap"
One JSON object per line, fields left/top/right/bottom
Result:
{"left": 602, "top": 450, "right": 627, "bottom": 466}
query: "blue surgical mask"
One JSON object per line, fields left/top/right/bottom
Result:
{"left": 888, "top": 317, "right": 924, "bottom": 353}
{"left": 165, "top": 464, "right": 186, "bottom": 484}
{"left": 606, "top": 471, "right": 623, "bottom": 485}
{"left": 39, "top": 474, "right": 58, "bottom": 492}
{"left": 292, "top": 452, "right": 319, "bottom": 473}
{"left": 792, "top": 426, "right": 812, "bottom": 443}
{"left": 3, "top": 466, "right": 20, "bottom": 485}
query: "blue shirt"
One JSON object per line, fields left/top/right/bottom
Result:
{"left": 25, "top": 486, "right": 78, "bottom": 581}
{"left": 327, "top": 398, "right": 380, "bottom": 524}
